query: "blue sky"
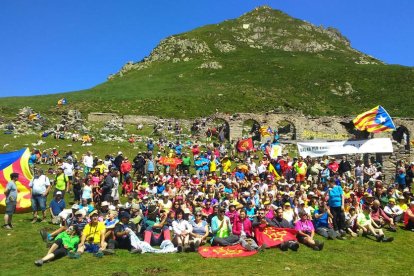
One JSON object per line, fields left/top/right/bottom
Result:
{"left": 0, "top": 0, "right": 413, "bottom": 97}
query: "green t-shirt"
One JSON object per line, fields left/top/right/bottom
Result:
{"left": 55, "top": 231, "right": 80, "bottom": 251}
{"left": 182, "top": 156, "right": 191, "bottom": 166}
{"left": 55, "top": 174, "right": 68, "bottom": 191}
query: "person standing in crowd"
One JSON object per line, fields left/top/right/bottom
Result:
{"left": 3, "top": 173, "right": 19, "bottom": 230}
{"left": 327, "top": 178, "right": 346, "bottom": 236}
{"left": 61, "top": 157, "right": 74, "bottom": 193}
{"left": 83, "top": 151, "right": 94, "bottom": 175}
{"left": 30, "top": 168, "right": 51, "bottom": 223}
{"left": 54, "top": 167, "right": 69, "bottom": 197}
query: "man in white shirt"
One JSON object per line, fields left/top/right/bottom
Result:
{"left": 83, "top": 151, "right": 94, "bottom": 174}
{"left": 384, "top": 198, "right": 404, "bottom": 223}
{"left": 29, "top": 168, "right": 51, "bottom": 223}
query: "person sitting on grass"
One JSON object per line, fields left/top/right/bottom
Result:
{"left": 35, "top": 225, "right": 80, "bottom": 266}
{"left": 40, "top": 205, "right": 87, "bottom": 242}
{"left": 211, "top": 208, "right": 239, "bottom": 246}
{"left": 172, "top": 209, "right": 193, "bottom": 252}
{"left": 106, "top": 211, "right": 142, "bottom": 254}
{"left": 356, "top": 204, "right": 394, "bottom": 242}
{"left": 383, "top": 198, "right": 404, "bottom": 223}
{"left": 49, "top": 191, "right": 66, "bottom": 225}
{"left": 370, "top": 200, "right": 397, "bottom": 232}
{"left": 232, "top": 209, "right": 261, "bottom": 251}
{"left": 404, "top": 201, "right": 414, "bottom": 231}
{"left": 295, "top": 211, "right": 324, "bottom": 251}
{"left": 189, "top": 211, "right": 209, "bottom": 251}
{"left": 269, "top": 207, "right": 300, "bottom": 251}
{"left": 72, "top": 210, "right": 111, "bottom": 258}
{"left": 313, "top": 204, "right": 345, "bottom": 240}
{"left": 143, "top": 206, "right": 171, "bottom": 246}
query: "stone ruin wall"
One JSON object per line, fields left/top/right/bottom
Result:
{"left": 88, "top": 112, "right": 414, "bottom": 183}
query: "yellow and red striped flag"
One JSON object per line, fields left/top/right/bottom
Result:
{"left": 353, "top": 106, "right": 396, "bottom": 133}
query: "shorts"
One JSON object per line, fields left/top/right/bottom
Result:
{"left": 296, "top": 174, "right": 306, "bottom": 183}
{"left": 31, "top": 194, "right": 47, "bottom": 211}
{"left": 85, "top": 243, "right": 100, "bottom": 253}
{"left": 5, "top": 201, "right": 17, "bottom": 215}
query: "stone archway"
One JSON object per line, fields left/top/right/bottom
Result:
{"left": 242, "top": 118, "right": 261, "bottom": 141}
{"left": 393, "top": 125, "right": 410, "bottom": 150}
{"left": 275, "top": 119, "right": 297, "bottom": 140}
{"left": 211, "top": 118, "right": 230, "bottom": 142}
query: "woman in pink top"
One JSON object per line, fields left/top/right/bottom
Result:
{"left": 295, "top": 211, "right": 324, "bottom": 251}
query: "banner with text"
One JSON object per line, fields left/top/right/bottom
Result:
{"left": 297, "top": 138, "right": 393, "bottom": 157}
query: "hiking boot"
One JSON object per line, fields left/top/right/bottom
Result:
{"left": 388, "top": 227, "right": 397, "bottom": 232}
{"left": 184, "top": 245, "right": 191, "bottom": 252}
{"left": 317, "top": 241, "right": 324, "bottom": 251}
{"left": 34, "top": 259, "right": 44, "bottom": 266}
{"left": 130, "top": 248, "right": 142, "bottom": 254}
{"left": 382, "top": 237, "right": 394, "bottom": 242}
{"left": 350, "top": 231, "right": 358, "bottom": 238}
{"left": 336, "top": 235, "right": 346, "bottom": 240}
{"left": 244, "top": 243, "right": 254, "bottom": 251}
{"left": 102, "top": 249, "right": 115, "bottom": 255}
{"left": 177, "top": 245, "right": 183, "bottom": 253}
{"left": 279, "top": 242, "right": 289, "bottom": 251}
{"left": 31, "top": 218, "right": 38, "bottom": 224}
{"left": 68, "top": 252, "right": 81, "bottom": 259}
{"left": 288, "top": 241, "right": 299, "bottom": 252}
{"left": 376, "top": 235, "right": 384, "bottom": 242}
{"left": 261, "top": 243, "right": 269, "bottom": 249}
{"left": 189, "top": 241, "right": 195, "bottom": 252}
{"left": 3, "top": 225, "right": 13, "bottom": 230}
{"left": 39, "top": 229, "right": 48, "bottom": 242}
{"left": 94, "top": 251, "right": 104, "bottom": 258}
{"left": 194, "top": 240, "right": 201, "bottom": 252}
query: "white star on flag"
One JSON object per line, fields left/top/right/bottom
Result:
{"left": 378, "top": 115, "right": 386, "bottom": 123}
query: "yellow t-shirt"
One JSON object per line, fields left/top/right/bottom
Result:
{"left": 83, "top": 222, "right": 105, "bottom": 244}
{"left": 222, "top": 160, "right": 232, "bottom": 173}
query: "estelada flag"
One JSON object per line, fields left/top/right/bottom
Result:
{"left": 353, "top": 105, "right": 396, "bottom": 133}
{"left": 0, "top": 148, "right": 33, "bottom": 213}
{"left": 198, "top": 244, "right": 258, "bottom": 258}
{"left": 254, "top": 227, "right": 297, "bottom": 247}
{"left": 259, "top": 126, "right": 273, "bottom": 137}
{"left": 237, "top": 137, "right": 253, "bottom": 152}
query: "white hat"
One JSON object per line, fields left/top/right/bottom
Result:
{"left": 101, "top": 201, "right": 110, "bottom": 207}
{"left": 163, "top": 192, "right": 169, "bottom": 197}
{"left": 56, "top": 191, "right": 62, "bottom": 196}
{"left": 118, "top": 151, "right": 123, "bottom": 155}
{"left": 410, "top": 201, "right": 414, "bottom": 205}
{"left": 75, "top": 210, "right": 85, "bottom": 216}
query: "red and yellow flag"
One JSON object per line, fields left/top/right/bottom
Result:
{"left": 237, "top": 137, "right": 253, "bottom": 152}
{"left": 254, "top": 227, "right": 297, "bottom": 247}
{"left": 198, "top": 244, "right": 258, "bottom": 258}
{"left": 0, "top": 148, "right": 33, "bottom": 213}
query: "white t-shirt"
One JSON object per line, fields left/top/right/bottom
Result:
{"left": 83, "top": 155, "right": 93, "bottom": 168}
{"left": 62, "top": 162, "right": 74, "bottom": 177}
{"left": 30, "top": 175, "right": 50, "bottom": 195}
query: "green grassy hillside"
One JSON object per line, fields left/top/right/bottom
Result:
{"left": 1, "top": 6, "right": 413, "bottom": 119}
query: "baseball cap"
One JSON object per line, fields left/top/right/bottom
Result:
{"left": 89, "top": 210, "right": 99, "bottom": 217}
{"left": 101, "top": 201, "right": 110, "bottom": 207}
{"left": 56, "top": 191, "right": 62, "bottom": 196}
{"left": 389, "top": 198, "right": 396, "bottom": 203}
{"left": 71, "top": 204, "right": 80, "bottom": 210}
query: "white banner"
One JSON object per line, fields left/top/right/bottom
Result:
{"left": 297, "top": 138, "right": 393, "bottom": 157}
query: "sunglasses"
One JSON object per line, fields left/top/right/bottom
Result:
{"left": 196, "top": 214, "right": 202, "bottom": 217}
{"left": 259, "top": 212, "right": 265, "bottom": 215}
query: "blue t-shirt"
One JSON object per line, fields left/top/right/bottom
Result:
{"left": 314, "top": 210, "right": 329, "bottom": 228}
{"left": 50, "top": 199, "right": 66, "bottom": 216}
{"left": 328, "top": 186, "right": 343, "bottom": 207}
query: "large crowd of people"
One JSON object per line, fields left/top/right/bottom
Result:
{"left": 3, "top": 137, "right": 413, "bottom": 266}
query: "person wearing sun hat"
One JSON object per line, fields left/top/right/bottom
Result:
{"left": 384, "top": 198, "right": 404, "bottom": 223}
{"left": 73, "top": 210, "right": 110, "bottom": 258}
